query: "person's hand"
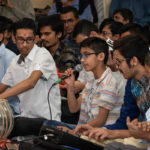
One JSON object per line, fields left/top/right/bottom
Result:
{"left": 63, "top": 68, "right": 75, "bottom": 89}
{"left": 5, "top": 0, "right": 13, "bottom": 8}
{"left": 88, "top": 128, "right": 110, "bottom": 142}
{"left": 74, "top": 124, "right": 93, "bottom": 136}
{"left": 57, "top": 126, "right": 74, "bottom": 134}
{"left": 57, "top": 126, "right": 70, "bottom": 132}
{"left": 126, "top": 117, "right": 147, "bottom": 139}
{"left": 90, "top": 32, "right": 105, "bottom": 40}
{"left": 138, "top": 121, "right": 150, "bottom": 132}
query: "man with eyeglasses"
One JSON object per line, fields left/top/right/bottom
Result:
{"left": 0, "top": 18, "right": 61, "bottom": 137}
{"left": 75, "top": 35, "right": 150, "bottom": 150}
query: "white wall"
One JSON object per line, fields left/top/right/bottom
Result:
{"left": 31, "top": 0, "right": 53, "bottom": 9}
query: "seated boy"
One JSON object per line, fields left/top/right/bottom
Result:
{"left": 74, "top": 35, "right": 150, "bottom": 149}
{"left": 43, "top": 37, "right": 123, "bottom": 133}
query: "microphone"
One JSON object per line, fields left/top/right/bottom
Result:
{"left": 55, "top": 64, "right": 83, "bottom": 84}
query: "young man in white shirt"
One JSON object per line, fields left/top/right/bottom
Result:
{"left": 0, "top": 18, "right": 61, "bottom": 121}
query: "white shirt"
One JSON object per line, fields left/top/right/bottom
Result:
{"left": 2, "top": 44, "right": 61, "bottom": 121}
{"left": 77, "top": 67, "right": 94, "bottom": 83}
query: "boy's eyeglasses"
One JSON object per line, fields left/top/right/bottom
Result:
{"left": 79, "top": 52, "right": 98, "bottom": 60}
{"left": 16, "top": 37, "right": 35, "bottom": 44}
{"left": 101, "top": 31, "right": 112, "bottom": 36}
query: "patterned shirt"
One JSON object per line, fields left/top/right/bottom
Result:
{"left": 54, "top": 42, "right": 79, "bottom": 72}
{"left": 78, "top": 67, "right": 123, "bottom": 125}
{"left": 131, "top": 76, "right": 150, "bottom": 121}
{"left": 62, "top": 34, "right": 80, "bottom": 59}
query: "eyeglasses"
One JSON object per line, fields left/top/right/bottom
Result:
{"left": 115, "top": 58, "right": 131, "bottom": 67}
{"left": 62, "top": 19, "right": 74, "bottom": 24}
{"left": 79, "top": 52, "right": 98, "bottom": 60}
{"left": 101, "top": 31, "right": 112, "bottom": 36}
{"left": 16, "top": 37, "right": 35, "bottom": 44}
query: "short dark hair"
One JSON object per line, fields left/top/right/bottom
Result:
{"left": 113, "top": 8, "right": 133, "bottom": 23}
{"left": 145, "top": 52, "right": 150, "bottom": 66}
{"left": 80, "top": 37, "right": 109, "bottom": 64}
{"left": 13, "top": 18, "right": 36, "bottom": 36}
{"left": 99, "top": 18, "right": 123, "bottom": 35}
{"left": 38, "top": 14, "right": 64, "bottom": 37}
{"left": 119, "top": 23, "right": 142, "bottom": 35}
{"left": 109, "top": 21, "right": 123, "bottom": 35}
{"left": 0, "top": 16, "right": 13, "bottom": 32}
{"left": 73, "top": 19, "right": 99, "bottom": 38}
{"left": 114, "top": 35, "right": 149, "bottom": 66}
{"left": 99, "top": 18, "right": 114, "bottom": 33}
{"left": 60, "top": 6, "right": 79, "bottom": 19}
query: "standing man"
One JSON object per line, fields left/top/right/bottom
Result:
{"left": 0, "top": 18, "right": 61, "bottom": 121}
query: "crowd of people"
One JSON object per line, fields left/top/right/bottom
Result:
{"left": 0, "top": 0, "right": 150, "bottom": 150}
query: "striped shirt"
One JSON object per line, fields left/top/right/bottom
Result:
{"left": 78, "top": 67, "right": 123, "bottom": 125}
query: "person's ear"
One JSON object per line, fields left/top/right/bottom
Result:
{"left": 12, "top": 34, "right": 16, "bottom": 44}
{"left": 0, "top": 33, "right": 3, "bottom": 42}
{"left": 130, "top": 56, "right": 138, "bottom": 67}
{"left": 57, "top": 32, "right": 62, "bottom": 39}
{"left": 97, "top": 52, "right": 105, "bottom": 62}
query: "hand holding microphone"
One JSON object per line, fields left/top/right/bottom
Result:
{"left": 55, "top": 65, "right": 82, "bottom": 88}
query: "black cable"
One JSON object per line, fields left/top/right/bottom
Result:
{"left": 47, "top": 82, "right": 58, "bottom": 120}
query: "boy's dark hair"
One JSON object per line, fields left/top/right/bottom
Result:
{"left": 113, "top": 8, "right": 133, "bottom": 23}
{"left": 119, "top": 23, "right": 142, "bottom": 35}
{"left": 109, "top": 21, "right": 123, "bottom": 35}
{"left": 99, "top": 18, "right": 114, "bottom": 33}
{"left": 38, "top": 14, "right": 64, "bottom": 37}
{"left": 145, "top": 52, "right": 150, "bottom": 66}
{"left": 60, "top": 6, "right": 79, "bottom": 19}
{"left": 114, "top": 35, "right": 149, "bottom": 66}
{"left": 13, "top": 18, "right": 36, "bottom": 36}
{"left": 73, "top": 19, "right": 99, "bottom": 38}
{"left": 99, "top": 19, "right": 123, "bottom": 35}
{"left": 0, "top": 16, "right": 13, "bottom": 32}
{"left": 80, "top": 37, "right": 109, "bottom": 64}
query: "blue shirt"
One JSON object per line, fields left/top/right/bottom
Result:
{"left": 104, "top": 79, "right": 140, "bottom": 130}
{"left": 0, "top": 44, "right": 20, "bottom": 115}
{"left": 0, "top": 44, "right": 16, "bottom": 81}
{"left": 109, "top": 0, "right": 150, "bottom": 26}
{"left": 48, "top": 0, "right": 92, "bottom": 21}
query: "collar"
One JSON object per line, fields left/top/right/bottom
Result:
{"left": 96, "top": 67, "right": 111, "bottom": 84}
{"left": 17, "top": 44, "right": 37, "bottom": 64}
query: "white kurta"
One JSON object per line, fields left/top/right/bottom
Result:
{"left": 2, "top": 44, "right": 61, "bottom": 121}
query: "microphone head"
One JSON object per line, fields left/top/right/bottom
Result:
{"left": 74, "top": 64, "right": 83, "bottom": 72}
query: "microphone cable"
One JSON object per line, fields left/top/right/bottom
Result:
{"left": 47, "top": 82, "right": 57, "bottom": 121}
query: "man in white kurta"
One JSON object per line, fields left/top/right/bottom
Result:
{"left": 0, "top": 18, "right": 61, "bottom": 121}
